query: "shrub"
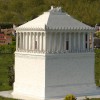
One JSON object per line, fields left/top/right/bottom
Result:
{"left": 64, "top": 94, "right": 76, "bottom": 100}
{"left": 95, "top": 31, "right": 100, "bottom": 38}
{"left": 0, "top": 23, "right": 13, "bottom": 29}
{"left": 0, "top": 44, "right": 16, "bottom": 54}
{"left": 8, "top": 64, "right": 14, "bottom": 86}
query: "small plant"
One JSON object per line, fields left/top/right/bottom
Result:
{"left": 64, "top": 94, "right": 76, "bottom": 100}
{"left": 84, "top": 96, "right": 90, "bottom": 100}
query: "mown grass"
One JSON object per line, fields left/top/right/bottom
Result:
{"left": 0, "top": 96, "right": 17, "bottom": 100}
{"left": 95, "top": 49, "right": 100, "bottom": 86}
{"left": 89, "top": 98, "right": 100, "bottom": 100}
{"left": 0, "top": 54, "right": 14, "bottom": 91}
{"left": 84, "top": 98, "right": 100, "bottom": 100}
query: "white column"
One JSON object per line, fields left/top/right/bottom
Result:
{"left": 76, "top": 32, "right": 78, "bottom": 52}
{"left": 54, "top": 32, "right": 57, "bottom": 52}
{"left": 24, "top": 33, "right": 25, "bottom": 50}
{"left": 37, "top": 33, "right": 39, "bottom": 51}
{"left": 32, "top": 32, "right": 34, "bottom": 52}
{"left": 25, "top": 33, "right": 27, "bottom": 50}
{"left": 42, "top": 33, "right": 44, "bottom": 52}
{"left": 63, "top": 33, "right": 65, "bottom": 51}
{"left": 19, "top": 33, "right": 22, "bottom": 50}
{"left": 45, "top": 32, "right": 46, "bottom": 53}
{"left": 16, "top": 32, "right": 18, "bottom": 51}
{"left": 43, "top": 32, "right": 46, "bottom": 52}
{"left": 46, "top": 32, "right": 48, "bottom": 53}
{"left": 23, "top": 33, "right": 25, "bottom": 50}
{"left": 31, "top": 33, "right": 33, "bottom": 50}
{"left": 51, "top": 32, "right": 54, "bottom": 53}
{"left": 56, "top": 33, "right": 58, "bottom": 53}
{"left": 71, "top": 33, "right": 74, "bottom": 52}
{"left": 91, "top": 32, "right": 94, "bottom": 51}
{"left": 30, "top": 32, "right": 32, "bottom": 50}
{"left": 78, "top": 33, "right": 80, "bottom": 52}
{"left": 80, "top": 33, "right": 82, "bottom": 52}
{"left": 21, "top": 33, "right": 22, "bottom": 50}
{"left": 35, "top": 33, "right": 37, "bottom": 51}
{"left": 82, "top": 33, "right": 85, "bottom": 52}
{"left": 59, "top": 33, "right": 61, "bottom": 52}
{"left": 87, "top": 33, "right": 89, "bottom": 51}
{"left": 22, "top": 33, "right": 23, "bottom": 50}
{"left": 39, "top": 33, "right": 41, "bottom": 52}
{"left": 74, "top": 33, "right": 76, "bottom": 52}
{"left": 18, "top": 33, "right": 20, "bottom": 50}
{"left": 50, "top": 33, "right": 53, "bottom": 52}
{"left": 52, "top": 33, "right": 54, "bottom": 52}
{"left": 21, "top": 33, "right": 23, "bottom": 50}
{"left": 22, "top": 33, "right": 24, "bottom": 50}
{"left": 61, "top": 33, "right": 64, "bottom": 52}
{"left": 62, "top": 33, "right": 65, "bottom": 52}
{"left": 25, "top": 33, "right": 27, "bottom": 51}
{"left": 27, "top": 33, "right": 29, "bottom": 51}
{"left": 28, "top": 32, "right": 31, "bottom": 50}
{"left": 33, "top": 33, "right": 35, "bottom": 51}
{"left": 40, "top": 33, "right": 43, "bottom": 52}
{"left": 19, "top": 33, "right": 21, "bottom": 50}
{"left": 49, "top": 33, "right": 52, "bottom": 53}
{"left": 64, "top": 32, "right": 66, "bottom": 52}
{"left": 69, "top": 33, "right": 71, "bottom": 52}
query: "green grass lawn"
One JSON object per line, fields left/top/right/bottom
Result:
{"left": 84, "top": 98, "right": 100, "bottom": 100}
{"left": 0, "top": 96, "right": 17, "bottom": 100}
{"left": 89, "top": 98, "right": 100, "bottom": 100}
{"left": 0, "top": 54, "right": 14, "bottom": 91}
{"left": 95, "top": 49, "right": 100, "bottom": 86}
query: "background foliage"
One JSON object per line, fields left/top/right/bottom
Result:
{"left": 0, "top": 0, "right": 100, "bottom": 26}
{"left": 95, "top": 31, "right": 100, "bottom": 38}
{"left": 0, "top": 54, "right": 14, "bottom": 91}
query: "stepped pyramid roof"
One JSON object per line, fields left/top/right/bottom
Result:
{"left": 16, "top": 6, "right": 94, "bottom": 31}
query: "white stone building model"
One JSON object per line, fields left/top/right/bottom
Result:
{"left": 12, "top": 6, "right": 99, "bottom": 100}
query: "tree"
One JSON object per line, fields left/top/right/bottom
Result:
{"left": 0, "top": 0, "right": 100, "bottom": 26}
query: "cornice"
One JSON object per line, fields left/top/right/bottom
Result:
{"left": 15, "top": 51, "right": 46, "bottom": 59}
{"left": 16, "top": 26, "right": 95, "bottom": 33}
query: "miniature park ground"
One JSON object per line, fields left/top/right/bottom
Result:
{"left": 0, "top": 49, "right": 100, "bottom": 100}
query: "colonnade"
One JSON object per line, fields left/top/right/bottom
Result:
{"left": 16, "top": 32, "right": 46, "bottom": 52}
{"left": 16, "top": 31, "right": 94, "bottom": 53}
{"left": 46, "top": 32, "right": 94, "bottom": 53}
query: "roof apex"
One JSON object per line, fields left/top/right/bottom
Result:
{"left": 49, "top": 6, "right": 62, "bottom": 13}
